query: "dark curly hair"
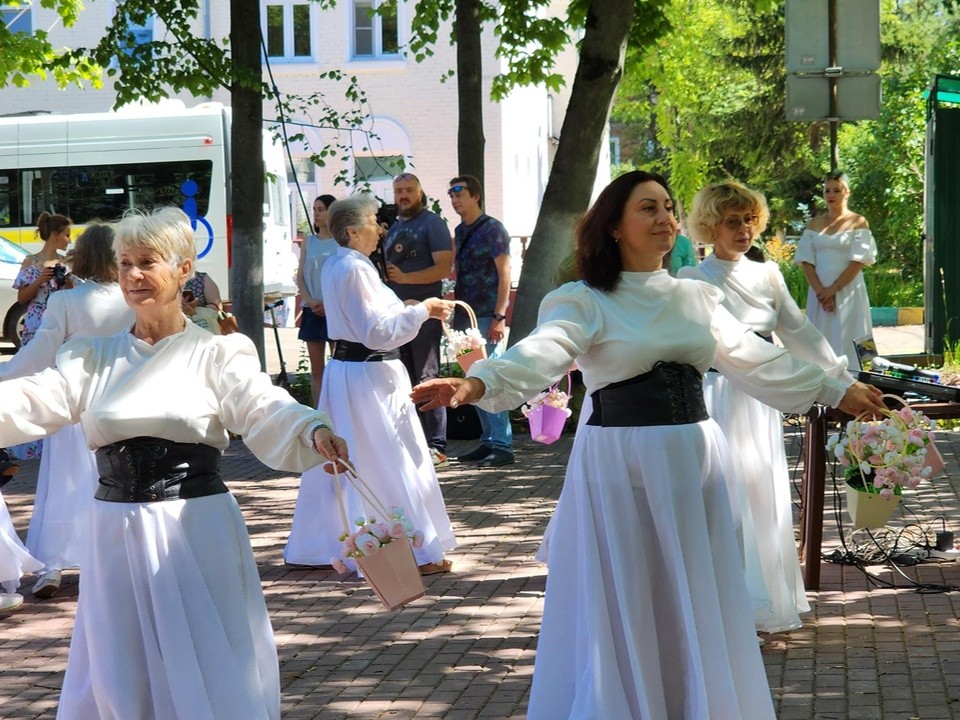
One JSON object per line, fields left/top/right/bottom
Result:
{"left": 576, "top": 170, "right": 672, "bottom": 292}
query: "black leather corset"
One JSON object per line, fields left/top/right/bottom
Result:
{"left": 95, "top": 436, "right": 227, "bottom": 503}
{"left": 586, "top": 362, "right": 709, "bottom": 428}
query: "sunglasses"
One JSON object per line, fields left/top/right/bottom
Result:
{"left": 722, "top": 214, "right": 760, "bottom": 230}
{"left": 394, "top": 172, "right": 419, "bottom": 183}
{"left": 447, "top": 185, "right": 467, "bottom": 196}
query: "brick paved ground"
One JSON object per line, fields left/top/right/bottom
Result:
{"left": 2, "top": 423, "right": 960, "bottom": 719}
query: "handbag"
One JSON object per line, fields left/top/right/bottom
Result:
{"left": 331, "top": 459, "right": 426, "bottom": 611}
{"left": 526, "top": 373, "right": 572, "bottom": 445}
{"left": 217, "top": 311, "right": 239, "bottom": 334}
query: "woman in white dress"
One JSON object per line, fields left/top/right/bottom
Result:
{"left": 795, "top": 171, "right": 878, "bottom": 369}
{"left": 285, "top": 195, "right": 457, "bottom": 574}
{"left": 412, "top": 171, "right": 884, "bottom": 719}
{"left": 296, "top": 194, "right": 339, "bottom": 407}
{"left": 0, "top": 489, "right": 42, "bottom": 615}
{"left": 0, "top": 224, "right": 135, "bottom": 599}
{"left": 0, "top": 207, "right": 348, "bottom": 720}
{"left": 681, "top": 181, "right": 856, "bottom": 633}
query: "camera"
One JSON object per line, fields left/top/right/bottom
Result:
{"left": 52, "top": 263, "right": 67, "bottom": 289}
{"left": 376, "top": 203, "right": 398, "bottom": 229}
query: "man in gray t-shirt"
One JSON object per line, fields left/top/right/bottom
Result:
{"left": 384, "top": 173, "right": 453, "bottom": 466}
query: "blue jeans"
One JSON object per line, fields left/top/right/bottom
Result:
{"left": 474, "top": 317, "right": 513, "bottom": 453}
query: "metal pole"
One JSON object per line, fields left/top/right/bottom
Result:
{"left": 828, "top": 0, "right": 839, "bottom": 171}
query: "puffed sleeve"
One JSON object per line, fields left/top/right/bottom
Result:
{"left": 712, "top": 303, "right": 847, "bottom": 413}
{"left": 207, "top": 334, "right": 334, "bottom": 472}
{"left": 849, "top": 229, "right": 878, "bottom": 265}
{"left": 0, "top": 370, "right": 78, "bottom": 445}
{"left": 768, "top": 262, "right": 854, "bottom": 385}
{"left": 338, "top": 262, "right": 429, "bottom": 350}
{"left": 469, "top": 282, "right": 602, "bottom": 413}
{"left": 793, "top": 230, "right": 817, "bottom": 265}
{"left": 0, "top": 291, "right": 68, "bottom": 380}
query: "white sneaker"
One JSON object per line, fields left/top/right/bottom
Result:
{"left": 0, "top": 593, "right": 24, "bottom": 616}
{"left": 32, "top": 569, "right": 62, "bottom": 599}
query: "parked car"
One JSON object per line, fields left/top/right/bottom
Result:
{"left": 0, "top": 236, "right": 28, "bottom": 347}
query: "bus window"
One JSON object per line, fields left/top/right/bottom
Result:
{"left": 0, "top": 171, "right": 16, "bottom": 228}
{"left": 20, "top": 160, "right": 215, "bottom": 226}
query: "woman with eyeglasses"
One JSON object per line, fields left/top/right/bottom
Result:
{"left": 680, "top": 180, "right": 857, "bottom": 635}
{"left": 795, "top": 171, "right": 877, "bottom": 369}
{"left": 411, "top": 171, "right": 883, "bottom": 719}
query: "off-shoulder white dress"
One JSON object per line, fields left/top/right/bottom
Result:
{"left": 0, "top": 322, "right": 331, "bottom": 720}
{"left": 795, "top": 227, "right": 877, "bottom": 369}
{"left": 681, "top": 256, "right": 853, "bottom": 632}
{"left": 468, "top": 271, "right": 848, "bottom": 720}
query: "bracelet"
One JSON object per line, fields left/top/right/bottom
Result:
{"left": 311, "top": 423, "right": 329, "bottom": 445}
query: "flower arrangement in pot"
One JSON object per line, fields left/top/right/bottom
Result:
{"left": 826, "top": 395, "right": 940, "bottom": 528}
{"left": 446, "top": 326, "right": 486, "bottom": 373}
{"left": 521, "top": 375, "right": 573, "bottom": 444}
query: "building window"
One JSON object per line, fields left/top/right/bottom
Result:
{"left": 2, "top": 4, "right": 32, "bottom": 33}
{"left": 610, "top": 136, "right": 621, "bottom": 166}
{"left": 352, "top": 0, "right": 399, "bottom": 59}
{"left": 354, "top": 155, "right": 405, "bottom": 183}
{"left": 288, "top": 156, "right": 317, "bottom": 183}
{"left": 264, "top": 0, "right": 312, "bottom": 60}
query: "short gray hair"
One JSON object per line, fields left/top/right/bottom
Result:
{"left": 328, "top": 194, "right": 379, "bottom": 247}
{"left": 113, "top": 207, "right": 197, "bottom": 271}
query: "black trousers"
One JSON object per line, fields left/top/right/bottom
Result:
{"left": 398, "top": 317, "right": 446, "bottom": 452}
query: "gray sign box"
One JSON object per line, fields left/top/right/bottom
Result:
{"left": 785, "top": 74, "right": 882, "bottom": 121}
{"left": 785, "top": 0, "right": 881, "bottom": 73}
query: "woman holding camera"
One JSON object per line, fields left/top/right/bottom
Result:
{"left": 14, "top": 211, "right": 73, "bottom": 346}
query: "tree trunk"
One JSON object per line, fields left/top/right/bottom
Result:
{"left": 230, "top": 0, "right": 266, "bottom": 368}
{"left": 509, "top": 0, "right": 635, "bottom": 345}
{"left": 456, "top": 0, "right": 485, "bottom": 189}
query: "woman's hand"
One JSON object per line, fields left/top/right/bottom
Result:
{"left": 837, "top": 381, "right": 885, "bottom": 418}
{"left": 421, "top": 298, "right": 455, "bottom": 322}
{"left": 411, "top": 377, "right": 486, "bottom": 411}
{"left": 307, "top": 299, "right": 324, "bottom": 315}
{"left": 313, "top": 427, "right": 350, "bottom": 464}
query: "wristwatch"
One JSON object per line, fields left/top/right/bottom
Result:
{"left": 492, "top": 313, "right": 507, "bottom": 322}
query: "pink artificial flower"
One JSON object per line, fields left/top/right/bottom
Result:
{"left": 879, "top": 487, "right": 894, "bottom": 499}
{"left": 331, "top": 558, "right": 349, "bottom": 574}
{"left": 389, "top": 522, "right": 406, "bottom": 539}
{"left": 357, "top": 533, "right": 382, "bottom": 556}
{"left": 411, "top": 530, "right": 425, "bottom": 549}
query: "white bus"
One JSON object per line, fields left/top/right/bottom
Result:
{"left": 0, "top": 100, "right": 296, "bottom": 331}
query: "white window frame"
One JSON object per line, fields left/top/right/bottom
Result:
{"left": 262, "top": 0, "right": 316, "bottom": 62}
{"left": 349, "top": 0, "right": 403, "bottom": 61}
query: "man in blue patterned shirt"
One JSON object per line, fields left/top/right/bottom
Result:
{"left": 448, "top": 174, "right": 514, "bottom": 467}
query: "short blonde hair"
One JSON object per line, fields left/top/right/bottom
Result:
{"left": 113, "top": 207, "right": 197, "bottom": 273}
{"left": 687, "top": 180, "right": 770, "bottom": 245}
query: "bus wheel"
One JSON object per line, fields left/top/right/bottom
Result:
{"left": 3, "top": 303, "right": 26, "bottom": 349}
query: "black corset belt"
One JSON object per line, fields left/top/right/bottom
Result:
{"left": 95, "top": 436, "right": 227, "bottom": 503}
{"left": 332, "top": 339, "right": 399, "bottom": 362}
{"left": 587, "top": 362, "right": 709, "bottom": 427}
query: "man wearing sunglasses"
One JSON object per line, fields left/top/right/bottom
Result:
{"left": 384, "top": 172, "right": 454, "bottom": 468}
{"left": 447, "top": 175, "right": 515, "bottom": 468}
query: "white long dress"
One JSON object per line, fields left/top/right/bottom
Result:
{"left": 681, "top": 256, "right": 854, "bottom": 632}
{"left": 468, "top": 271, "right": 848, "bottom": 720}
{"left": 285, "top": 247, "right": 456, "bottom": 568}
{"left": 0, "top": 488, "right": 42, "bottom": 593}
{"left": 795, "top": 228, "right": 877, "bottom": 369}
{"left": 0, "top": 322, "right": 331, "bottom": 720}
{"left": 0, "top": 281, "right": 134, "bottom": 574}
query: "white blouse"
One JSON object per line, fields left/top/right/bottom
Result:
{"left": 0, "top": 322, "right": 330, "bottom": 472}
{"left": 0, "top": 281, "right": 134, "bottom": 381}
{"left": 469, "top": 271, "right": 847, "bottom": 415}
{"left": 680, "top": 256, "right": 854, "bottom": 383}
{"left": 321, "top": 246, "right": 428, "bottom": 348}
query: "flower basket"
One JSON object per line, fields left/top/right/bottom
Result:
{"left": 845, "top": 484, "right": 902, "bottom": 529}
{"left": 522, "top": 374, "right": 573, "bottom": 445}
{"left": 443, "top": 301, "right": 486, "bottom": 373}
{"left": 330, "top": 459, "right": 425, "bottom": 611}
{"left": 827, "top": 393, "right": 940, "bottom": 528}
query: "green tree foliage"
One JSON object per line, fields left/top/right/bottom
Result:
{"left": 0, "top": 0, "right": 100, "bottom": 88}
{"left": 615, "top": 0, "right": 960, "bottom": 267}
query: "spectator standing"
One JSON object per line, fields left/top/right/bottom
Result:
{"left": 667, "top": 233, "right": 698, "bottom": 276}
{"left": 384, "top": 173, "right": 453, "bottom": 468}
{"left": 296, "top": 194, "right": 339, "bottom": 407}
{"left": 447, "top": 175, "right": 515, "bottom": 467}
{"left": 795, "top": 171, "right": 877, "bottom": 369}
